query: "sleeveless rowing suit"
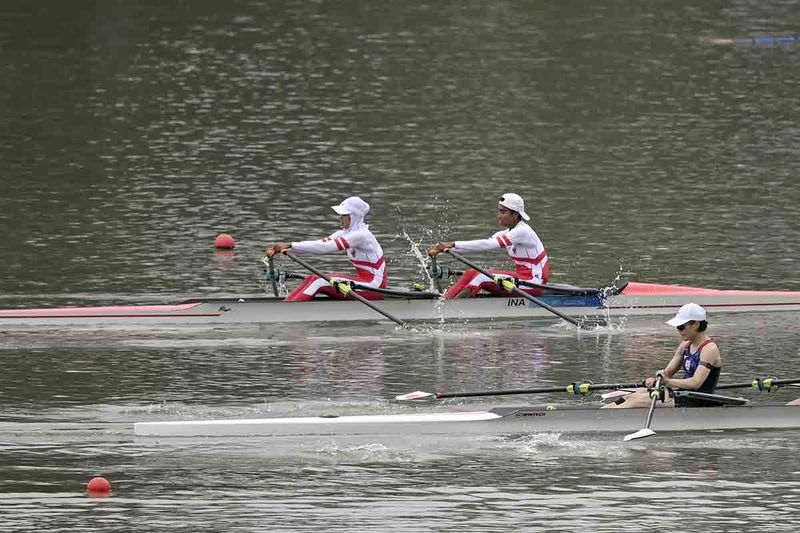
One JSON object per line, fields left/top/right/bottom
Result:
{"left": 286, "top": 225, "right": 388, "bottom": 302}
{"left": 445, "top": 221, "right": 549, "bottom": 298}
{"left": 674, "top": 339, "right": 721, "bottom": 407}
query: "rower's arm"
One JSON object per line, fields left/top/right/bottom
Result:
{"left": 662, "top": 346, "right": 685, "bottom": 378}
{"left": 453, "top": 236, "right": 505, "bottom": 253}
{"left": 292, "top": 233, "right": 349, "bottom": 255}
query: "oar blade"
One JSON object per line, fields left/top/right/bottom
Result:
{"left": 623, "top": 427, "right": 656, "bottom": 442}
{"left": 395, "top": 390, "right": 435, "bottom": 401}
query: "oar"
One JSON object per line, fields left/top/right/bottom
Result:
{"left": 623, "top": 375, "right": 663, "bottom": 442}
{"left": 396, "top": 381, "right": 645, "bottom": 401}
{"left": 716, "top": 377, "right": 800, "bottom": 391}
{"left": 284, "top": 252, "right": 408, "bottom": 328}
{"left": 445, "top": 250, "right": 587, "bottom": 329}
{"left": 596, "top": 377, "right": 800, "bottom": 400}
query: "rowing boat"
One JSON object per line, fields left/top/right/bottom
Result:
{"left": 133, "top": 401, "right": 800, "bottom": 437}
{"left": 2, "top": 280, "right": 800, "bottom": 328}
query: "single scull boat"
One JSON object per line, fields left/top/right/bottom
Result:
{"left": 133, "top": 398, "right": 800, "bottom": 438}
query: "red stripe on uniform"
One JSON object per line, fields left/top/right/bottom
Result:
{"left": 350, "top": 256, "right": 385, "bottom": 269}
{"left": 496, "top": 237, "right": 506, "bottom": 248}
{"left": 340, "top": 237, "right": 350, "bottom": 249}
{"left": 334, "top": 238, "right": 344, "bottom": 251}
{"left": 509, "top": 250, "right": 548, "bottom": 265}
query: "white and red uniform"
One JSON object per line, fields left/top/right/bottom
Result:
{"left": 445, "top": 221, "right": 549, "bottom": 299}
{"left": 286, "top": 223, "right": 387, "bottom": 302}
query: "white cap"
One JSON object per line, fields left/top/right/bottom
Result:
{"left": 499, "top": 193, "right": 530, "bottom": 221}
{"left": 666, "top": 302, "right": 708, "bottom": 327}
{"left": 332, "top": 196, "right": 370, "bottom": 217}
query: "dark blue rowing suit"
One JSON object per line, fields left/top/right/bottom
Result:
{"left": 674, "top": 338, "right": 721, "bottom": 407}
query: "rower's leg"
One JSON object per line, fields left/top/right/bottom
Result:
{"left": 603, "top": 389, "right": 674, "bottom": 409}
{"left": 285, "top": 275, "right": 330, "bottom": 301}
{"left": 444, "top": 269, "right": 482, "bottom": 298}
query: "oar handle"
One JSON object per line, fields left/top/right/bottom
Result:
{"left": 446, "top": 250, "right": 584, "bottom": 328}
{"left": 284, "top": 252, "right": 408, "bottom": 328}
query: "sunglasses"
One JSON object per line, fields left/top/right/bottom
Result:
{"left": 676, "top": 320, "right": 696, "bottom": 331}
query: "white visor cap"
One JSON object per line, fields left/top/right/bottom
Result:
{"left": 332, "top": 196, "right": 370, "bottom": 217}
{"left": 666, "top": 302, "right": 708, "bottom": 327}
{"left": 499, "top": 193, "right": 530, "bottom": 221}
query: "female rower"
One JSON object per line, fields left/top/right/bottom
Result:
{"left": 266, "top": 196, "right": 387, "bottom": 302}
{"left": 605, "top": 303, "right": 722, "bottom": 409}
{"left": 427, "top": 193, "right": 549, "bottom": 298}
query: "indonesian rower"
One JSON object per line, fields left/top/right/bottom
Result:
{"left": 427, "top": 193, "right": 549, "bottom": 299}
{"left": 266, "top": 196, "right": 388, "bottom": 302}
{"left": 605, "top": 303, "right": 722, "bottom": 409}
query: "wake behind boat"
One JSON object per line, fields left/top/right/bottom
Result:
{"left": 2, "top": 280, "right": 800, "bottom": 328}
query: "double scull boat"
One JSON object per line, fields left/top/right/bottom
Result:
{"left": 2, "top": 281, "right": 800, "bottom": 328}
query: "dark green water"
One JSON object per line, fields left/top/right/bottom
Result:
{"left": 1, "top": 1, "right": 799, "bottom": 531}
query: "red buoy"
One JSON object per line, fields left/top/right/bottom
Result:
{"left": 87, "top": 476, "right": 111, "bottom": 495}
{"left": 214, "top": 233, "right": 236, "bottom": 249}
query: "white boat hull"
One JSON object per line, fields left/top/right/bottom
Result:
{"left": 2, "top": 282, "right": 800, "bottom": 328}
{"left": 134, "top": 404, "right": 800, "bottom": 437}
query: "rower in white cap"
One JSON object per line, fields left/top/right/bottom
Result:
{"left": 266, "top": 196, "right": 388, "bottom": 301}
{"left": 428, "top": 193, "right": 550, "bottom": 298}
{"left": 605, "top": 303, "right": 722, "bottom": 409}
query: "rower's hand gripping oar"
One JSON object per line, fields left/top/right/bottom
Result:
{"left": 396, "top": 381, "right": 645, "bottom": 401}
{"left": 283, "top": 251, "right": 408, "bottom": 328}
{"left": 445, "top": 250, "right": 588, "bottom": 329}
{"left": 623, "top": 375, "right": 663, "bottom": 442}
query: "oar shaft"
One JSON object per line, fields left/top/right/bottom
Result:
{"left": 437, "top": 377, "right": 800, "bottom": 400}
{"left": 446, "top": 250, "right": 583, "bottom": 328}
{"left": 435, "top": 381, "right": 644, "bottom": 399}
{"left": 715, "top": 378, "right": 800, "bottom": 390}
{"left": 284, "top": 252, "right": 407, "bottom": 328}
{"left": 437, "top": 386, "right": 565, "bottom": 399}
